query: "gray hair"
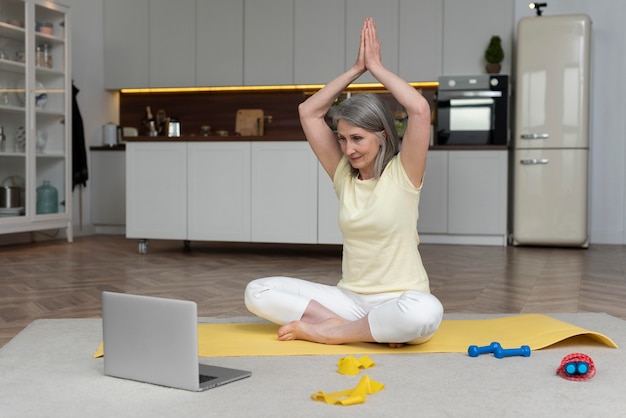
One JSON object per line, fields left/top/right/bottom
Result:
{"left": 330, "top": 93, "right": 400, "bottom": 178}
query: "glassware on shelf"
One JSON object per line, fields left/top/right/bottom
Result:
{"left": 36, "top": 180, "right": 58, "bottom": 214}
{"left": 14, "top": 126, "right": 25, "bottom": 153}
{"left": 0, "top": 84, "right": 9, "bottom": 105}
{"left": 36, "top": 130, "right": 48, "bottom": 153}
{"left": 35, "top": 43, "right": 53, "bottom": 68}
{"left": 16, "top": 79, "right": 48, "bottom": 109}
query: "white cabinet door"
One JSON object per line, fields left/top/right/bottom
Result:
{"left": 317, "top": 163, "right": 342, "bottom": 244}
{"left": 126, "top": 142, "right": 187, "bottom": 239}
{"left": 149, "top": 0, "right": 196, "bottom": 87}
{"left": 399, "top": 0, "right": 443, "bottom": 82}
{"left": 418, "top": 150, "right": 448, "bottom": 234}
{"left": 244, "top": 0, "right": 294, "bottom": 85}
{"left": 345, "top": 0, "right": 399, "bottom": 84}
{"left": 90, "top": 151, "right": 126, "bottom": 225}
{"left": 196, "top": 0, "right": 244, "bottom": 86}
{"left": 447, "top": 151, "right": 507, "bottom": 235}
{"left": 188, "top": 142, "right": 251, "bottom": 241}
{"left": 251, "top": 142, "right": 318, "bottom": 243}
{"left": 103, "top": 0, "right": 149, "bottom": 89}
{"left": 294, "top": 0, "right": 345, "bottom": 84}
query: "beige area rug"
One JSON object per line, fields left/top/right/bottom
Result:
{"left": 2, "top": 313, "right": 625, "bottom": 417}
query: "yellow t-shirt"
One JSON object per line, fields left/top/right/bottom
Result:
{"left": 333, "top": 154, "right": 430, "bottom": 294}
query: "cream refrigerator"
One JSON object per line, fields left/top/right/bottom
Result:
{"left": 512, "top": 14, "right": 592, "bottom": 247}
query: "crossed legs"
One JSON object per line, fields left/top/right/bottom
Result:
{"left": 244, "top": 276, "right": 443, "bottom": 346}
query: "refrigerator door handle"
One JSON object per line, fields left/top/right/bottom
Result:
{"left": 520, "top": 133, "right": 550, "bottom": 139}
{"left": 520, "top": 158, "right": 549, "bottom": 165}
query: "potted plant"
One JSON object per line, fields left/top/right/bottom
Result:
{"left": 484, "top": 35, "right": 504, "bottom": 74}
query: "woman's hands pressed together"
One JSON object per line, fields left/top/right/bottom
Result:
{"left": 362, "top": 17, "right": 383, "bottom": 72}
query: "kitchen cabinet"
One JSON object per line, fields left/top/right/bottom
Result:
{"left": 149, "top": 0, "right": 195, "bottom": 87}
{"left": 418, "top": 150, "right": 508, "bottom": 246}
{"left": 297, "top": 0, "right": 443, "bottom": 84}
{"left": 126, "top": 140, "right": 319, "bottom": 252}
{"left": 447, "top": 151, "right": 507, "bottom": 236}
{"left": 250, "top": 141, "right": 318, "bottom": 243}
{"left": 418, "top": 150, "right": 448, "bottom": 234}
{"left": 243, "top": 0, "right": 294, "bottom": 85}
{"left": 0, "top": 0, "right": 72, "bottom": 241}
{"left": 126, "top": 142, "right": 187, "bottom": 243}
{"left": 102, "top": 1, "right": 516, "bottom": 88}
{"left": 345, "top": 0, "right": 399, "bottom": 84}
{"left": 317, "top": 163, "right": 342, "bottom": 245}
{"left": 126, "top": 142, "right": 252, "bottom": 249}
{"left": 399, "top": 0, "right": 443, "bottom": 81}
{"left": 105, "top": 0, "right": 243, "bottom": 89}
{"left": 195, "top": 0, "right": 244, "bottom": 87}
{"left": 103, "top": 0, "right": 149, "bottom": 89}
{"left": 293, "top": 0, "right": 345, "bottom": 85}
{"left": 90, "top": 149, "right": 125, "bottom": 230}
{"left": 187, "top": 142, "right": 251, "bottom": 242}
{"left": 125, "top": 142, "right": 507, "bottom": 250}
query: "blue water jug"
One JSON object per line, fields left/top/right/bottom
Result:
{"left": 36, "top": 180, "right": 58, "bottom": 214}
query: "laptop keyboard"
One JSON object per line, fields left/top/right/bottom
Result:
{"left": 199, "top": 374, "right": 218, "bottom": 384}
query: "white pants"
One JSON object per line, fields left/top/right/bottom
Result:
{"left": 244, "top": 276, "right": 443, "bottom": 344}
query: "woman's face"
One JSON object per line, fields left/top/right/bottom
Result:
{"left": 336, "top": 119, "right": 382, "bottom": 179}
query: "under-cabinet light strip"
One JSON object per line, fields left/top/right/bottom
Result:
{"left": 119, "top": 82, "right": 438, "bottom": 94}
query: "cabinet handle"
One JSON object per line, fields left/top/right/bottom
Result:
{"left": 520, "top": 159, "right": 549, "bottom": 165}
{"left": 520, "top": 133, "right": 549, "bottom": 139}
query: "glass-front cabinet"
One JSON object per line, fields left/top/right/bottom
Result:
{"left": 0, "top": 0, "right": 71, "bottom": 241}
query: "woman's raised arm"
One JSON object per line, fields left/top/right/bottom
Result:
{"left": 362, "top": 18, "right": 431, "bottom": 188}
{"left": 298, "top": 21, "right": 367, "bottom": 179}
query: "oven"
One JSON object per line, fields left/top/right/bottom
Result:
{"left": 436, "top": 75, "right": 509, "bottom": 146}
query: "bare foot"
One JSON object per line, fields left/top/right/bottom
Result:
{"left": 388, "top": 342, "right": 405, "bottom": 348}
{"left": 277, "top": 317, "right": 348, "bottom": 344}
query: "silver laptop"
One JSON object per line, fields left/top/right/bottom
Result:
{"left": 102, "top": 291, "right": 251, "bottom": 391}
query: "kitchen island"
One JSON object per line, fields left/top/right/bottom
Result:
{"left": 125, "top": 138, "right": 338, "bottom": 253}
{"left": 123, "top": 137, "right": 508, "bottom": 253}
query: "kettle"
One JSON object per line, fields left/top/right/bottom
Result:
{"left": 103, "top": 123, "right": 121, "bottom": 146}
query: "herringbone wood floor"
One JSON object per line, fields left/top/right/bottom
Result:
{"left": 1, "top": 235, "right": 625, "bottom": 347}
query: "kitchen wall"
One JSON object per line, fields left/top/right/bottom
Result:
{"left": 5, "top": 0, "right": 623, "bottom": 245}
{"left": 66, "top": 0, "right": 117, "bottom": 237}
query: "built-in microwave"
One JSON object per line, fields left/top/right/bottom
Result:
{"left": 436, "top": 75, "right": 509, "bottom": 146}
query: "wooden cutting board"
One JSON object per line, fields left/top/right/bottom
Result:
{"left": 235, "top": 109, "right": 264, "bottom": 136}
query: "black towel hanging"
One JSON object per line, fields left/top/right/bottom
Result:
{"left": 71, "top": 82, "right": 88, "bottom": 190}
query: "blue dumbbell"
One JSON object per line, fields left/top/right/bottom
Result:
{"left": 565, "top": 361, "right": 589, "bottom": 375}
{"left": 494, "top": 345, "right": 531, "bottom": 359}
{"left": 577, "top": 362, "right": 589, "bottom": 374}
{"left": 468, "top": 342, "right": 501, "bottom": 357}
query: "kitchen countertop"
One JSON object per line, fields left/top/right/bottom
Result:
{"left": 123, "top": 135, "right": 306, "bottom": 142}
{"left": 92, "top": 137, "right": 509, "bottom": 151}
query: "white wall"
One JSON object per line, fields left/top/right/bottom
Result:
{"left": 45, "top": 0, "right": 626, "bottom": 245}
{"left": 443, "top": 0, "right": 515, "bottom": 76}
{"left": 514, "top": 0, "right": 626, "bottom": 244}
{"left": 65, "top": 0, "right": 117, "bottom": 235}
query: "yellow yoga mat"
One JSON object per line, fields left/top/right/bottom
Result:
{"left": 93, "top": 314, "right": 617, "bottom": 358}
